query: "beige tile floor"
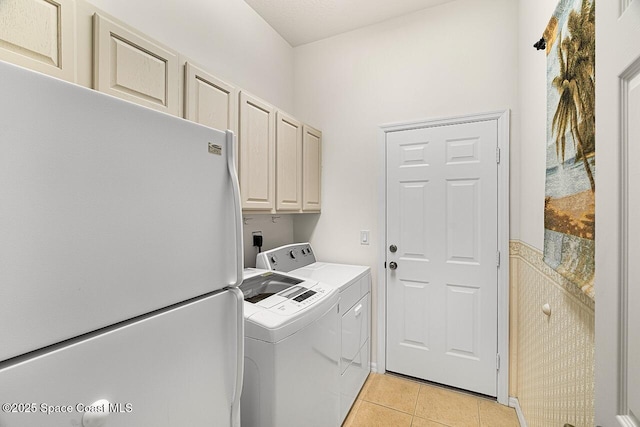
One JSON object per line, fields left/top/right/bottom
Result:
{"left": 342, "top": 373, "right": 520, "bottom": 427}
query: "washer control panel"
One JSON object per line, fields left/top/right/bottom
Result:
{"left": 272, "top": 282, "right": 332, "bottom": 315}
{"left": 257, "top": 243, "right": 316, "bottom": 272}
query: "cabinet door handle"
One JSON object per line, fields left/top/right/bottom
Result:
{"left": 354, "top": 304, "right": 363, "bottom": 317}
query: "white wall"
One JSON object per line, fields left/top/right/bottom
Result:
{"left": 292, "top": 0, "right": 519, "bottom": 365}
{"left": 87, "top": 0, "right": 295, "bottom": 113}
{"left": 517, "top": 0, "right": 558, "bottom": 250}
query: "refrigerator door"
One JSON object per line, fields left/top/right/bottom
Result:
{"left": 0, "top": 290, "right": 240, "bottom": 427}
{"left": 0, "top": 61, "right": 242, "bottom": 361}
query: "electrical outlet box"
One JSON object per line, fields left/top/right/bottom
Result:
{"left": 252, "top": 231, "right": 263, "bottom": 248}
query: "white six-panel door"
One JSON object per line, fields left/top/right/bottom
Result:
{"left": 386, "top": 120, "right": 498, "bottom": 396}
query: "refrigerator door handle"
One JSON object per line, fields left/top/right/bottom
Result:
{"left": 226, "top": 131, "right": 244, "bottom": 427}
{"left": 226, "top": 130, "right": 244, "bottom": 288}
{"left": 229, "top": 286, "right": 245, "bottom": 427}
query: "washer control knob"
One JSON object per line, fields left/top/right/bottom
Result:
{"left": 270, "top": 256, "right": 277, "bottom": 264}
{"left": 289, "top": 250, "right": 296, "bottom": 259}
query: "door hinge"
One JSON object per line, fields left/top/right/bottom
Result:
{"left": 496, "top": 251, "right": 501, "bottom": 268}
{"left": 496, "top": 354, "right": 501, "bottom": 371}
{"left": 496, "top": 147, "right": 501, "bottom": 164}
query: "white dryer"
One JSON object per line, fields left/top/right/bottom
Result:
{"left": 256, "top": 244, "right": 371, "bottom": 423}
{"left": 240, "top": 269, "right": 340, "bottom": 427}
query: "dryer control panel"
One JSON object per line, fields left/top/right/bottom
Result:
{"left": 257, "top": 243, "right": 316, "bottom": 272}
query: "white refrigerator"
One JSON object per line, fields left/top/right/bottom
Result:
{"left": 0, "top": 61, "right": 244, "bottom": 426}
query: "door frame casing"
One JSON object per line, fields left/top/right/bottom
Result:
{"left": 376, "top": 110, "right": 510, "bottom": 404}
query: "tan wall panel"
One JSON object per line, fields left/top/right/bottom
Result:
{"left": 509, "top": 241, "right": 594, "bottom": 427}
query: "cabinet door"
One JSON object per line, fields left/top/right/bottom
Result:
{"left": 341, "top": 293, "right": 370, "bottom": 373}
{"left": 239, "top": 91, "right": 275, "bottom": 211}
{"left": 302, "top": 125, "right": 322, "bottom": 212}
{"left": 276, "top": 111, "right": 303, "bottom": 211}
{"left": 184, "top": 62, "right": 237, "bottom": 134}
{"left": 0, "top": 0, "right": 76, "bottom": 82}
{"left": 93, "top": 14, "right": 179, "bottom": 115}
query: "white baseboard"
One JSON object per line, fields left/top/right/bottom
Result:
{"left": 509, "top": 397, "right": 527, "bottom": 427}
{"left": 370, "top": 362, "right": 379, "bottom": 373}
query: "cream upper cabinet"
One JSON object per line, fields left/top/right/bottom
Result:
{"left": 0, "top": 0, "right": 76, "bottom": 82}
{"left": 184, "top": 62, "right": 237, "bottom": 134}
{"left": 302, "top": 125, "right": 322, "bottom": 212}
{"left": 93, "top": 14, "right": 179, "bottom": 115}
{"left": 1, "top": 2, "right": 321, "bottom": 213}
{"left": 276, "top": 111, "right": 303, "bottom": 211}
{"left": 239, "top": 91, "right": 275, "bottom": 211}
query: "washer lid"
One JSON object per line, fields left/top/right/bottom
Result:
{"left": 240, "top": 271, "right": 307, "bottom": 308}
{"left": 242, "top": 269, "right": 339, "bottom": 343}
{"left": 290, "top": 262, "right": 370, "bottom": 289}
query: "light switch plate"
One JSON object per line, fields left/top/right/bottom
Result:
{"left": 360, "top": 230, "right": 370, "bottom": 245}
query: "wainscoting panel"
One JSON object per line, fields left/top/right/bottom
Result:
{"left": 509, "top": 240, "right": 594, "bottom": 427}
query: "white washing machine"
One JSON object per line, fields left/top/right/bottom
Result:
{"left": 256, "top": 244, "right": 371, "bottom": 423}
{"left": 240, "top": 269, "right": 340, "bottom": 427}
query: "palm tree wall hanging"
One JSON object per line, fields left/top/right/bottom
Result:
{"left": 542, "top": 0, "right": 595, "bottom": 299}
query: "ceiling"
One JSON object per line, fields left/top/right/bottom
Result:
{"left": 244, "top": 0, "right": 456, "bottom": 47}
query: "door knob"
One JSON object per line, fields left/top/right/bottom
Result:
{"left": 389, "top": 244, "right": 397, "bottom": 253}
{"left": 389, "top": 261, "right": 398, "bottom": 270}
